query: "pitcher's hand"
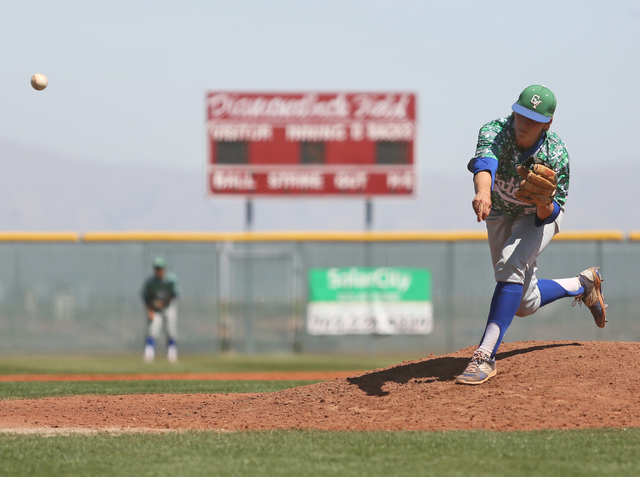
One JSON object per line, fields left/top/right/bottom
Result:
{"left": 472, "top": 191, "right": 492, "bottom": 222}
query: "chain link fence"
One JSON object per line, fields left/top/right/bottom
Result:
{"left": 0, "top": 233, "right": 637, "bottom": 356}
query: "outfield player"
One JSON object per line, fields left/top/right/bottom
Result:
{"left": 141, "top": 257, "right": 180, "bottom": 363}
{"left": 457, "top": 85, "right": 607, "bottom": 385}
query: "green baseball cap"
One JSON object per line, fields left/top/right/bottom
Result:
{"left": 153, "top": 257, "right": 166, "bottom": 269}
{"left": 511, "top": 85, "right": 556, "bottom": 123}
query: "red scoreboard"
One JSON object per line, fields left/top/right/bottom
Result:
{"left": 206, "top": 92, "right": 416, "bottom": 197}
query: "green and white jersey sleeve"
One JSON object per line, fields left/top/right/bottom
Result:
{"left": 467, "top": 115, "right": 570, "bottom": 216}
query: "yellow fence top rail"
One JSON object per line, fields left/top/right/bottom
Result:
{"left": 629, "top": 231, "right": 640, "bottom": 241}
{"left": 553, "top": 230, "right": 625, "bottom": 241}
{"left": 82, "top": 230, "right": 624, "bottom": 242}
{"left": 0, "top": 230, "right": 626, "bottom": 243}
{"left": 83, "top": 231, "right": 240, "bottom": 242}
{"left": 0, "top": 232, "right": 79, "bottom": 242}
{"left": 82, "top": 230, "right": 493, "bottom": 242}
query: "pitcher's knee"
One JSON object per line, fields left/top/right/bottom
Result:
{"left": 515, "top": 300, "right": 539, "bottom": 317}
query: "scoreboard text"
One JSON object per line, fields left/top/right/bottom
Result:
{"left": 206, "top": 92, "right": 416, "bottom": 197}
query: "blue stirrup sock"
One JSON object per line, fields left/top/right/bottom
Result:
{"left": 479, "top": 282, "right": 524, "bottom": 359}
{"left": 538, "top": 279, "right": 583, "bottom": 307}
{"left": 145, "top": 336, "right": 155, "bottom": 347}
{"left": 478, "top": 279, "right": 585, "bottom": 359}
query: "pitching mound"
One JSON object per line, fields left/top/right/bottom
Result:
{"left": 2, "top": 340, "right": 639, "bottom": 433}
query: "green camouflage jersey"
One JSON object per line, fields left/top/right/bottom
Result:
{"left": 467, "top": 115, "right": 570, "bottom": 216}
{"left": 141, "top": 273, "right": 179, "bottom": 311}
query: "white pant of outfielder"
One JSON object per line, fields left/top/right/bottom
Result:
{"left": 145, "top": 302, "right": 178, "bottom": 363}
{"left": 485, "top": 208, "right": 563, "bottom": 317}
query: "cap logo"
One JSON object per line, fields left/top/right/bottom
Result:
{"left": 530, "top": 94, "right": 542, "bottom": 110}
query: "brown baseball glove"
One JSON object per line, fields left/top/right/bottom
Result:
{"left": 514, "top": 157, "right": 557, "bottom": 206}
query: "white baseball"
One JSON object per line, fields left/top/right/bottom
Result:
{"left": 31, "top": 73, "right": 48, "bottom": 91}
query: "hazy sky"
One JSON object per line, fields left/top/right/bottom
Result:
{"left": 1, "top": 1, "right": 639, "bottom": 233}
{"left": 3, "top": 0, "right": 639, "bottom": 171}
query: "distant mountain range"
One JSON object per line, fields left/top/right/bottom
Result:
{"left": 0, "top": 141, "right": 635, "bottom": 233}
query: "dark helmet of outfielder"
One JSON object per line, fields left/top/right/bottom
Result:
{"left": 512, "top": 85, "right": 556, "bottom": 124}
{"left": 153, "top": 257, "right": 166, "bottom": 269}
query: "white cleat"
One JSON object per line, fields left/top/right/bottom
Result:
{"left": 144, "top": 344, "right": 155, "bottom": 364}
{"left": 167, "top": 345, "right": 178, "bottom": 364}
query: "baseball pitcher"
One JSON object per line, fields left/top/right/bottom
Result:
{"left": 457, "top": 85, "right": 607, "bottom": 385}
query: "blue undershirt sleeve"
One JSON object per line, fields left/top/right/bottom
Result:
{"left": 471, "top": 157, "right": 498, "bottom": 189}
{"left": 534, "top": 201, "right": 561, "bottom": 227}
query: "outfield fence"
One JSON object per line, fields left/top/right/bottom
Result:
{"left": 0, "top": 230, "right": 638, "bottom": 356}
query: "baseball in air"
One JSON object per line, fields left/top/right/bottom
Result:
{"left": 31, "top": 74, "right": 48, "bottom": 91}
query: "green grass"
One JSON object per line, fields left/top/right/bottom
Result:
{"left": 0, "top": 353, "right": 418, "bottom": 375}
{"left": 0, "top": 353, "right": 418, "bottom": 399}
{"left": 0, "top": 380, "right": 317, "bottom": 399}
{"left": 2, "top": 355, "right": 639, "bottom": 476}
{"left": 1, "top": 428, "right": 640, "bottom": 477}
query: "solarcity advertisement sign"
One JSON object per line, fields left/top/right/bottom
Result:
{"left": 307, "top": 267, "right": 433, "bottom": 335}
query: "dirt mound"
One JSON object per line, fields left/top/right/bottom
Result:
{"left": 2, "top": 341, "right": 639, "bottom": 433}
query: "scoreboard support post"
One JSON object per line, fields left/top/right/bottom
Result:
{"left": 245, "top": 198, "right": 254, "bottom": 232}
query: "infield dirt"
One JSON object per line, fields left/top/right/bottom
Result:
{"left": 1, "top": 340, "right": 639, "bottom": 433}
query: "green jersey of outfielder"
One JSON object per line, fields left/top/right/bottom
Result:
{"left": 141, "top": 257, "right": 179, "bottom": 363}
